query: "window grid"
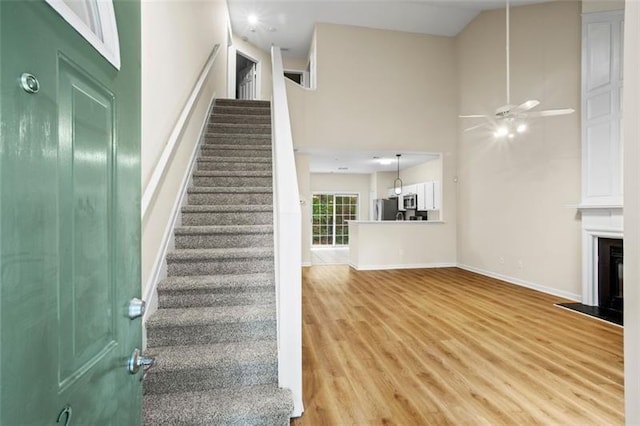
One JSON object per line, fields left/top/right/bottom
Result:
{"left": 312, "top": 193, "right": 358, "bottom": 246}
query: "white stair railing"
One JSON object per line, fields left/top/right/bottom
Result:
{"left": 270, "top": 46, "right": 303, "bottom": 417}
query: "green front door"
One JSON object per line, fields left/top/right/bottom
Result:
{"left": 0, "top": 1, "right": 141, "bottom": 424}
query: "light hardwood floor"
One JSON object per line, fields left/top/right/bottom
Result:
{"left": 290, "top": 266, "right": 623, "bottom": 425}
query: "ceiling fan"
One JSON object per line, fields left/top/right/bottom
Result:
{"left": 459, "top": 0, "right": 575, "bottom": 138}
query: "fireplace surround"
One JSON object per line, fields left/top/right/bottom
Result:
{"left": 580, "top": 207, "right": 623, "bottom": 307}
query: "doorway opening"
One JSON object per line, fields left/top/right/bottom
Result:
{"left": 236, "top": 52, "right": 257, "bottom": 100}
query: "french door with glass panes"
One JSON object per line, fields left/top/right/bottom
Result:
{"left": 312, "top": 193, "right": 358, "bottom": 246}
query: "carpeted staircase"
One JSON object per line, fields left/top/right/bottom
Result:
{"left": 143, "top": 98, "right": 293, "bottom": 425}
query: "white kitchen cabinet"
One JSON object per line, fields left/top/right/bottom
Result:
{"left": 417, "top": 181, "right": 441, "bottom": 211}
{"left": 404, "top": 184, "right": 417, "bottom": 195}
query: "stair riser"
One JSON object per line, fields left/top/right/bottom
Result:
{"left": 159, "top": 291, "right": 275, "bottom": 309}
{"left": 175, "top": 233, "right": 273, "bottom": 250}
{"left": 146, "top": 321, "right": 276, "bottom": 347}
{"left": 182, "top": 211, "right": 273, "bottom": 226}
{"left": 209, "top": 125, "right": 271, "bottom": 135}
{"left": 213, "top": 115, "right": 271, "bottom": 125}
{"left": 187, "top": 193, "right": 272, "bottom": 205}
{"left": 213, "top": 106, "right": 270, "bottom": 116}
{"left": 197, "top": 161, "right": 272, "bottom": 172}
{"left": 204, "top": 136, "right": 271, "bottom": 146}
{"left": 193, "top": 176, "right": 273, "bottom": 187}
{"left": 167, "top": 257, "right": 274, "bottom": 276}
{"left": 144, "top": 365, "right": 278, "bottom": 396}
{"left": 201, "top": 148, "right": 272, "bottom": 158}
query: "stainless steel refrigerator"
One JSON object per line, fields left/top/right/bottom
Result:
{"left": 373, "top": 198, "right": 398, "bottom": 221}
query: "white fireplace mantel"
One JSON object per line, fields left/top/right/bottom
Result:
{"left": 580, "top": 207, "right": 623, "bottom": 306}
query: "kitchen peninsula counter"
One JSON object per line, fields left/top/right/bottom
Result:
{"left": 348, "top": 220, "right": 455, "bottom": 270}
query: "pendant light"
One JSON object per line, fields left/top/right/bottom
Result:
{"left": 394, "top": 154, "right": 403, "bottom": 195}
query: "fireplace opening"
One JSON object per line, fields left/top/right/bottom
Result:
{"left": 598, "top": 238, "right": 624, "bottom": 314}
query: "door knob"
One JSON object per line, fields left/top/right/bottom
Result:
{"left": 20, "top": 73, "right": 40, "bottom": 94}
{"left": 127, "top": 348, "right": 154, "bottom": 374}
{"left": 128, "top": 298, "right": 146, "bottom": 319}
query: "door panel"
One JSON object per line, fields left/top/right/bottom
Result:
{"left": 0, "top": 1, "right": 141, "bottom": 424}
{"left": 58, "top": 57, "right": 117, "bottom": 390}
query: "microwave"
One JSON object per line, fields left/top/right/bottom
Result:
{"left": 403, "top": 194, "right": 417, "bottom": 210}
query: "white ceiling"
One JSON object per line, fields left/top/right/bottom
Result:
{"left": 299, "top": 149, "right": 440, "bottom": 174}
{"left": 227, "top": 0, "right": 550, "bottom": 59}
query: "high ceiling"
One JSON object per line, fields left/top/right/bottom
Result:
{"left": 227, "top": 0, "right": 550, "bottom": 58}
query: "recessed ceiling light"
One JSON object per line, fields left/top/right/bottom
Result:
{"left": 378, "top": 159, "right": 393, "bottom": 165}
{"left": 248, "top": 14, "right": 258, "bottom": 25}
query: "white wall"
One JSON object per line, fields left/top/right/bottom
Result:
{"left": 582, "top": 0, "right": 624, "bottom": 14}
{"left": 295, "top": 154, "right": 312, "bottom": 265}
{"left": 623, "top": 1, "right": 640, "bottom": 421}
{"left": 141, "top": 0, "right": 229, "bottom": 302}
{"left": 456, "top": 1, "right": 582, "bottom": 300}
{"left": 401, "top": 158, "right": 441, "bottom": 186}
{"left": 349, "top": 222, "right": 457, "bottom": 269}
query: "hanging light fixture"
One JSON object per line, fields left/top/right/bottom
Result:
{"left": 394, "top": 154, "right": 403, "bottom": 195}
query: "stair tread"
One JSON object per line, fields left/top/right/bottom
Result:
{"left": 211, "top": 122, "right": 271, "bottom": 128}
{"left": 144, "top": 385, "right": 292, "bottom": 425}
{"left": 167, "top": 247, "right": 273, "bottom": 261}
{"left": 147, "top": 305, "right": 276, "bottom": 328}
{"left": 206, "top": 133, "right": 271, "bottom": 139}
{"left": 202, "top": 144, "right": 271, "bottom": 150}
{"left": 159, "top": 273, "right": 274, "bottom": 293}
{"left": 216, "top": 99, "right": 270, "bottom": 105}
{"left": 175, "top": 225, "right": 273, "bottom": 235}
{"left": 188, "top": 186, "right": 272, "bottom": 194}
{"left": 145, "top": 340, "right": 276, "bottom": 372}
{"left": 193, "top": 171, "right": 272, "bottom": 177}
{"left": 182, "top": 204, "right": 272, "bottom": 213}
{"left": 198, "top": 156, "right": 271, "bottom": 163}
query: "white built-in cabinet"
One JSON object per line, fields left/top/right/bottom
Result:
{"left": 582, "top": 11, "right": 624, "bottom": 206}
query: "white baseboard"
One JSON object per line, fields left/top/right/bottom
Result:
{"left": 456, "top": 263, "right": 582, "bottom": 302}
{"left": 350, "top": 262, "right": 457, "bottom": 271}
{"left": 142, "top": 95, "right": 217, "bottom": 324}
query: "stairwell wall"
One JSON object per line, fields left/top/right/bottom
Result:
{"left": 141, "top": 0, "right": 230, "bottom": 308}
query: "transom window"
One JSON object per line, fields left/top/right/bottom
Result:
{"left": 45, "top": 0, "right": 121, "bottom": 69}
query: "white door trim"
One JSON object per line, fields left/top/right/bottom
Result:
{"left": 44, "top": 0, "right": 121, "bottom": 69}
{"left": 227, "top": 46, "right": 261, "bottom": 100}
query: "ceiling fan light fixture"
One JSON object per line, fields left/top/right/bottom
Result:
{"left": 494, "top": 126, "right": 509, "bottom": 138}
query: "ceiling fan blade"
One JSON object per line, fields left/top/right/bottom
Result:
{"left": 463, "top": 122, "right": 489, "bottom": 133}
{"left": 511, "top": 99, "right": 540, "bottom": 114}
{"left": 524, "top": 108, "right": 575, "bottom": 118}
{"left": 459, "top": 114, "right": 491, "bottom": 118}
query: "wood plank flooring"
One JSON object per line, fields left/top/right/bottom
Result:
{"left": 290, "top": 266, "right": 623, "bottom": 425}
